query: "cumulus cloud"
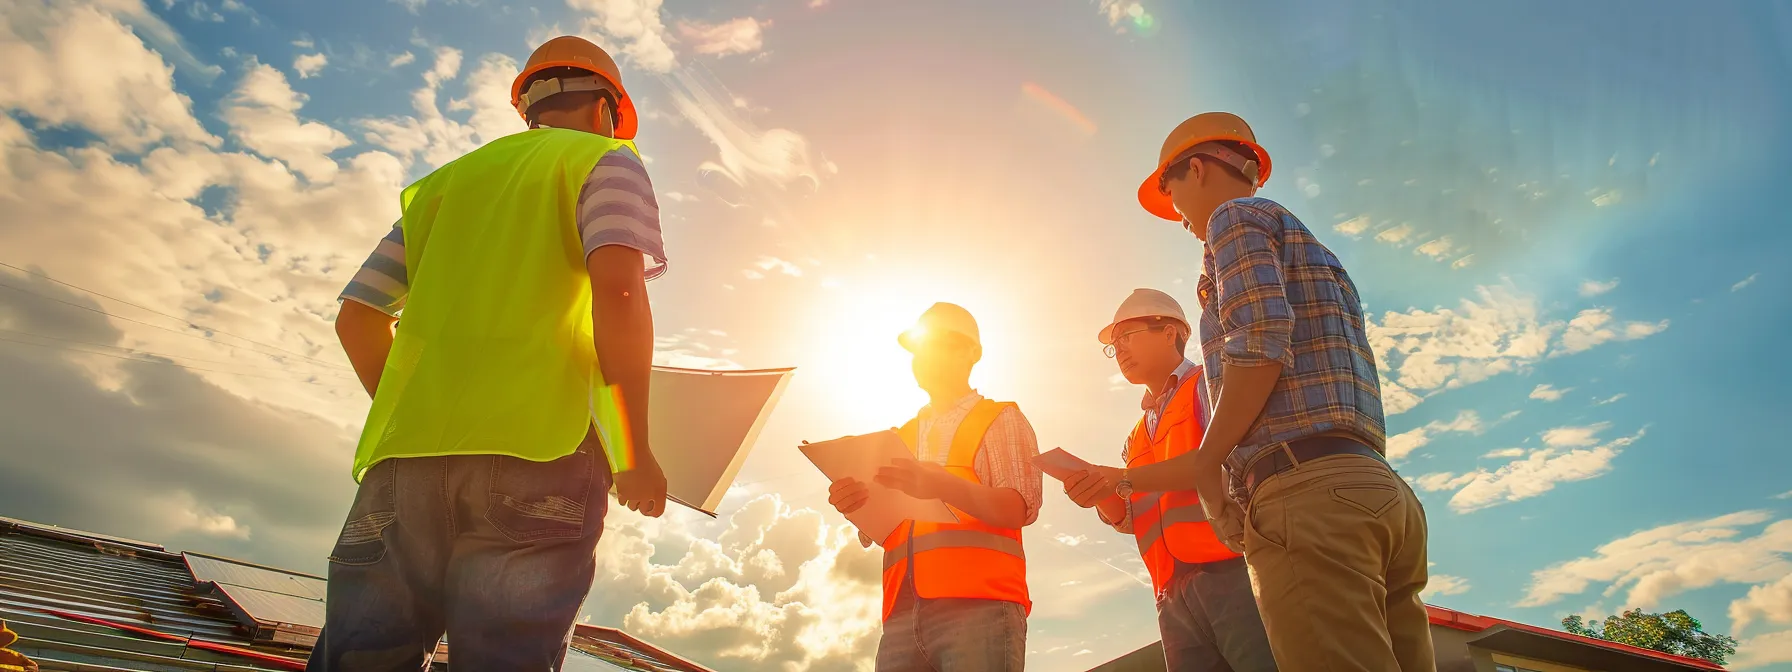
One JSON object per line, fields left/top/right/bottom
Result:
{"left": 1423, "top": 574, "right": 1472, "bottom": 598}
{"left": 1368, "top": 284, "right": 1669, "bottom": 414}
{"left": 1732, "top": 573, "right": 1792, "bottom": 635}
{"left": 0, "top": 0, "right": 219, "bottom": 151}
{"left": 358, "top": 47, "right": 487, "bottom": 169}
{"left": 1385, "top": 410, "right": 1482, "bottom": 462}
{"left": 1334, "top": 215, "right": 1370, "bottom": 237}
{"left": 446, "top": 53, "right": 528, "bottom": 147}
{"left": 1734, "top": 628, "right": 1792, "bottom": 670}
{"left": 1414, "top": 423, "right": 1642, "bottom": 512}
{"left": 1519, "top": 509, "right": 1792, "bottom": 629}
{"left": 388, "top": 51, "right": 416, "bottom": 67}
{"left": 221, "top": 61, "right": 353, "bottom": 183}
{"left": 566, "top": 0, "right": 678, "bottom": 73}
{"left": 677, "top": 17, "right": 767, "bottom": 57}
{"left": 1580, "top": 278, "right": 1620, "bottom": 297}
{"left": 1482, "top": 447, "right": 1526, "bottom": 459}
{"left": 293, "top": 52, "right": 327, "bottom": 78}
{"left": 1414, "top": 236, "right": 1459, "bottom": 261}
{"left": 1529, "top": 384, "right": 1571, "bottom": 402}
{"left": 1375, "top": 223, "right": 1415, "bottom": 245}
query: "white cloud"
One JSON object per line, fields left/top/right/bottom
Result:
{"left": 1414, "top": 236, "right": 1459, "bottom": 261}
{"left": 1375, "top": 223, "right": 1415, "bottom": 245}
{"left": 1529, "top": 383, "right": 1571, "bottom": 402}
{"left": 1421, "top": 424, "right": 1642, "bottom": 512}
{"left": 388, "top": 51, "right": 416, "bottom": 67}
{"left": 1734, "top": 628, "right": 1792, "bottom": 670}
{"left": 665, "top": 68, "right": 823, "bottom": 189}
{"left": 653, "top": 332, "right": 742, "bottom": 370}
{"left": 1735, "top": 273, "right": 1761, "bottom": 292}
{"left": 1554, "top": 307, "right": 1669, "bottom": 356}
{"left": 677, "top": 17, "right": 767, "bottom": 57}
{"left": 221, "top": 61, "right": 352, "bottom": 183}
{"left": 1594, "top": 393, "right": 1627, "bottom": 405}
{"left": 1580, "top": 278, "right": 1620, "bottom": 297}
{"left": 390, "top": 0, "right": 427, "bottom": 13}
{"left": 751, "top": 256, "right": 803, "bottom": 277}
{"left": 663, "top": 191, "right": 697, "bottom": 202}
{"left": 1519, "top": 509, "right": 1792, "bottom": 633}
{"left": 1423, "top": 574, "right": 1472, "bottom": 598}
{"left": 1385, "top": 410, "right": 1482, "bottom": 462}
{"left": 1334, "top": 215, "right": 1370, "bottom": 237}
{"left": 1369, "top": 284, "right": 1669, "bottom": 414}
{"left": 1482, "top": 447, "right": 1526, "bottom": 459}
{"left": 446, "top": 53, "right": 528, "bottom": 147}
{"left": 0, "top": 0, "right": 219, "bottom": 152}
{"left": 358, "top": 47, "right": 488, "bottom": 170}
{"left": 1450, "top": 254, "right": 1474, "bottom": 269}
{"left": 293, "top": 52, "right": 327, "bottom": 79}
{"left": 567, "top": 0, "right": 678, "bottom": 74}
{"left": 1732, "top": 573, "right": 1792, "bottom": 634}
{"left": 1775, "top": 490, "right": 1792, "bottom": 500}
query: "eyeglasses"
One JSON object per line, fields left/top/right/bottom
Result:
{"left": 1104, "top": 324, "right": 1169, "bottom": 358}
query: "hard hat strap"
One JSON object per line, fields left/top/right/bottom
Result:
{"left": 517, "top": 74, "right": 616, "bottom": 116}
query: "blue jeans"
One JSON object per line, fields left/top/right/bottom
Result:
{"left": 876, "top": 582, "right": 1027, "bottom": 671}
{"left": 1158, "top": 558, "right": 1277, "bottom": 672}
{"left": 306, "top": 442, "right": 611, "bottom": 672}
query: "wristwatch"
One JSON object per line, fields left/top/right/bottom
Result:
{"left": 1115, "top": 468, "right": 1133, "bottom": 500}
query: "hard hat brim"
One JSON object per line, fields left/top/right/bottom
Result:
{"left": 1137, "top": 135, "right": 1274, "bottom": 221}
{"left": 510, "top": 60, "right": 640, "bottom": 140}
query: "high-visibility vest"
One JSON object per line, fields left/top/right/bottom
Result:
{"left": 879, "top": 399, "right": 1031, "bottom": 621}
{"left": 1125, "top": 369, "right": 1240, "bottom": 597}
{"left": 350, "top": 128, "right": 641, "bottom": 481}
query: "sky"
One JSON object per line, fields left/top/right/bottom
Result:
{"left": 1, "top": 0, "right": 1790, "bottom": 669}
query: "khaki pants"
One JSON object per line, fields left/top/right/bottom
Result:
{"left": 1242, "top": 452, "right": 1435, "bottom": 672}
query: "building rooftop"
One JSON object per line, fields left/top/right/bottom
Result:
{"left": 0, "top": 516, "right": 713, "bottom": 672}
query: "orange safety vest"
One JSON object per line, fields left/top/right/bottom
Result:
{"left": 1125, "top": 368, "right": 1240, "bottom": 598}
{"left": 880, "top": 399, "right": 1031, "bottom": 621}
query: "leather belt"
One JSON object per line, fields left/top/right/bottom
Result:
{"left": 1240, "top": 436, "right": 1387, "bottom": 500}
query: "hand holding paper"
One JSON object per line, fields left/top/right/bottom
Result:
{"left": 800, "top": 431, "right": 959, "bottom": 543}
{"left": 1032, "top": 447, "right": 1095, "bottom": 481}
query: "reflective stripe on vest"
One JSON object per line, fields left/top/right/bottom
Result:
{"left": 1125, "top": 369, "right": 1241, "bottom": 596}
{"left": 351, "top": 128, "right": 640, "bottom": 481}
{"left": 879, "top": 398, "right": 1030, "bottom": 620}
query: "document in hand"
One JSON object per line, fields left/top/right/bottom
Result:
{"left": 603, "top": 365, "right": 796, "bottom": 517}
{"left": 1032, "top": 447, "right": 1095, "bottom": 481}
{"left": 799, "top": 430, "right": 959, "bottom": 543}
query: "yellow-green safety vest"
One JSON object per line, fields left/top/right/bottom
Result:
{"left": 351, "top": 128, "right": 640, "bottom": 481}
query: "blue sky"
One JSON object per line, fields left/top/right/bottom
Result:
{"left": 1, "top": 0, "right": 1789, "bottom": 669}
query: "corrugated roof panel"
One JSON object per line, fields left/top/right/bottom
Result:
{"left": 212, "top": 583, "right": 326, "bottom": 630}
{"left": 185, "top": 554, "right": 327, "bottom": 601}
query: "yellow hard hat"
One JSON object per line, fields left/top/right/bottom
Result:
{"left": 1138, "top": 112, "right": 1272, "bottom": 221}
{"left": 1098, "top": 288, "right": 1187, "bottom": 345}
{"left": 898, "top": 302, "right": 981, "bottom": 353}
{"left": 511, "top": 36, "right": 639, "bottom": 140}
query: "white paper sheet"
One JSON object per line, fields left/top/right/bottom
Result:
{"left": 799, "top": 430, "right": 959, "bottom": 543}
{"left": 1032, "top": 447, "right": 1095, "bottom": 482}
{"left": 605, "top": 366, "right": 796, "bottom": 517}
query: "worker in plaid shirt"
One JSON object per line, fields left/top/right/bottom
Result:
{"left": 1087, "top": 112, "right": 1436, "bottom": 671}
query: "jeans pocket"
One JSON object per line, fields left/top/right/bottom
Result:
{"left": 485, "top": 445, "right": 604, "bottom": 543}
{"left": 329, "top": 459, "right": 399, "bottom": 566}
{"left": 1244, "top": 492, "right": 1288, "bottom": 552}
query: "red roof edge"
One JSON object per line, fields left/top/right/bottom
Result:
{"left": 573, "top": 624, "right": 714, "bottom": 672}
{"left": 1424, "top": 605, "right": 1726, "bottom": 671}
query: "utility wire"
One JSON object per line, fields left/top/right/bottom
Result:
{"left": 0, "top": 280, "right": 351, "bottom": 372}
{"left": 0, "top": 328, "right": 358, "bottom": 380}
{"left": 0, "top": 335, "right": 356, "bottom": 387}
{"left": 0, "top": 261, "right": 351, "bottom": 371}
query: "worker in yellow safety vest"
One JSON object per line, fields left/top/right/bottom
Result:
{"left": 1063, "top": 288, "right": 1276, "bottom": 671}
{"left": 828, "top": 302, "right": 1044, "bottom": 671}
{"left": 314, "top": 36, "right": 670, "bottom": 671}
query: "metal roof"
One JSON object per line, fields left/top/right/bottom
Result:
{"left": 0, "top": 516, "right": 716, "bottom": 672}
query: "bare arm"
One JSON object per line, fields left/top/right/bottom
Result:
{"left": 335, "top": 300, "right": 397, "bottom": 398}
{"left": 588, "top": 245, "right": 655, "bottom": 468}
{"left": 1125, "top": 361, "right": 1282, "bottom": 496}
{"left": 1096, "top": 495, "right": 1134, "bottom": 534}
{"left": 939, "top": 480, "right": 1030, "bottom": 530}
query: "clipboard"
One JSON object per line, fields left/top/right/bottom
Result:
{"left": 799, "top": 430, "right": 959, "bottom": 543}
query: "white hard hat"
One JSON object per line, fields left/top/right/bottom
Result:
{"left": 899, "top": 302, "right": 981, "bottom": 352}
{"left": 1098, "top": 288, "right": 1188, "bottom": 345}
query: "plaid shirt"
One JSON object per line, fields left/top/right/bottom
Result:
{"left": 1195, "top": 198, "right": 1386, "bottom": 488}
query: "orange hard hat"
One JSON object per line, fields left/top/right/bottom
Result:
{"left": 511, "top": 36, "right": 639, "bottom": 140}
{"left": 1137, "top": 112, "right": 1272, "bottom": 221}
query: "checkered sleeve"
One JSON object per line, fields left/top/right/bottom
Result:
{"left": 1206, "top": 201, "right": 1296, "bottom": 370}
{"left": 973, "top": 406, "right": 1044, "bottom": 526}
{"left": 337, "top": 222, "right": 408, "bottom": 317}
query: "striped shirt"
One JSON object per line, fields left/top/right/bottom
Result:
{"left": 339, "top": 147, "right": 667, "bottom": 316}
{"left": 1195, "top": 198, "right": 1386, "bottom": 489}
{"left": 917, "top": 392, "right": 1045, "bottom": 525}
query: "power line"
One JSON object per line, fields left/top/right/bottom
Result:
{"left": 0, "top": 335, "right": 357, "bottom": 387}
{"left": 0, "top": 280, "right": 351, "bottom": 372}
{"left": 0, "top": 261, "right": 351, "bottom": 371}
{"left": 0, "top": 328, "right": 358, "bottom": 380}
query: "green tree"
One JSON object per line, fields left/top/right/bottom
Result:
{"left": 1561, "top": 608, "right": 1738, "bottom": 665}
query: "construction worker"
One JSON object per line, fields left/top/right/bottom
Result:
{"left": 1062, "top": 288, "right": 1275, "bottom": 671}
{"left": 827, "top": 303, "right": 1043, "bottom": 671}
{"left": 314, "top": 36, "right": 669, "bottom": 671}
{"left": 1084, "top": 113, "right": 1435, "bottom": 671}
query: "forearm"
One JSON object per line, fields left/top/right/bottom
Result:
{"left": 591, "top": 280, "right": 654, "bottom": 465}
{"left": 941, "top": 479, "right": 1030, "bottom": 529}
{"left": 335, "top": 302, "right": 397, "bottom": 398}
{"left": 1126, "top": 361, "right": 1284, "bottom": 493}
{"left": 1096, "top": 495, "right": 1132, "bottom": 534}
